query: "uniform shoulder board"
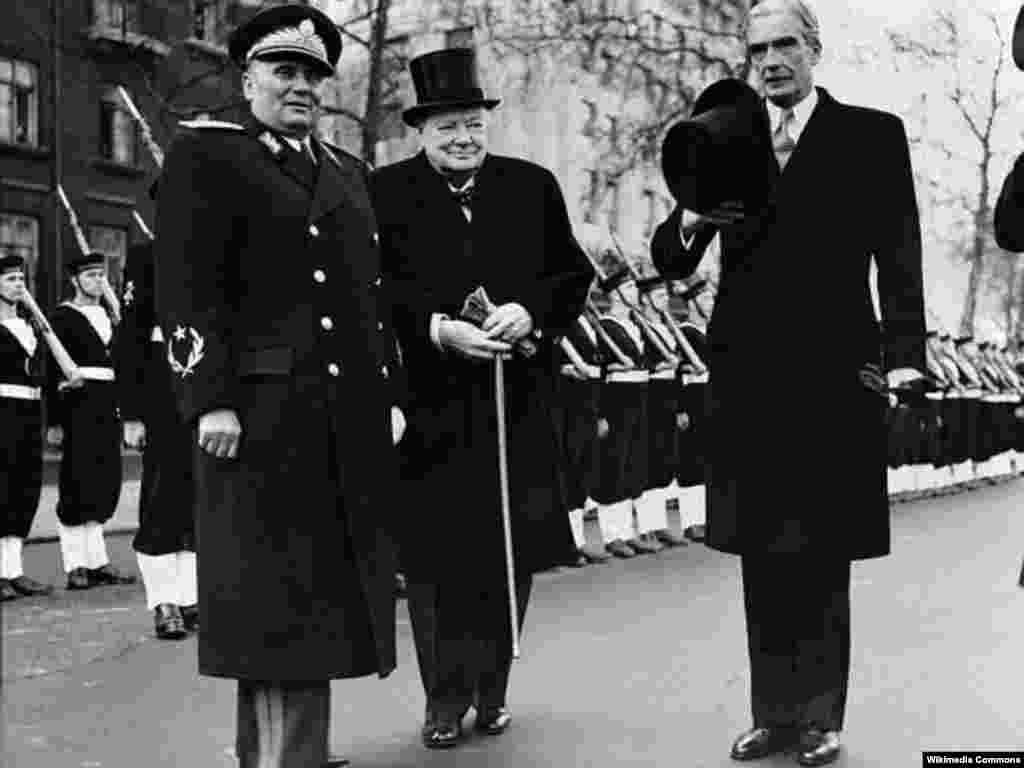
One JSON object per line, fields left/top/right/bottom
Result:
{"left": 319, "top": 139, "right": 372, "bottom": 171}
{"left": 178, "top": 119, "right": 245, "bottom": 131}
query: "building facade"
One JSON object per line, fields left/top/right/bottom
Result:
{"left": 0, "top": 0, "right": 275, "bottom": 309}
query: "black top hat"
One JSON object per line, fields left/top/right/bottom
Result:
{"left": 402, "top": 48, "right": 501, "bottom": 127}
{"left": 0, "top": 253, "right": 25, "bottom": 273}
{"left": 66, "top": 252, "right": 106, "bottom": 275}
{"left": 1014, "top": 5, "right": 1024, "bottom": 70}
{"left": 229, "top": 4, "right": 342, "bottom": 78}
{"left": 661, "top": 78, "right": 775, "bottom": 214}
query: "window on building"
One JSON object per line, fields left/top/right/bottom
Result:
{"left": 93, "top": 0, "right": 140, "bottom": 35}
{"left": 0, "top": 214, "right": 40, "bottom": 292}
{"left": 0, "top": 58, "right": 39, "bottom": 147}
{"left": 99, "top": 86, "right": 138, "bottom": 165}
{"left": 445, "top": 26, "right": 475, "bottom": 49}
{"left": 193, "top": 0, "right": 229, "bottom": 42}
{"left": 87, "top": 225, "right": 128, "bottom": 294}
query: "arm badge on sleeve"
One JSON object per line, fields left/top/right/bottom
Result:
{"left": 167, "top": 325, "right": 206, "bottom": 377}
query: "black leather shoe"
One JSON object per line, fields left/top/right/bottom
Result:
{"left": 67, "top": 567, "right": 92, "bottom": 590}
{"left": 421, "top": 718, "right": 462, "bottom": 749}
{"left": 88, "top": 564, "right": 137, "bottom": 586}
{"left": 181, "top": 604, "right": 199, "bottom": 632}
{"left": 606, "top": 539, "right": 637, "bottom": 558}
{"left": 154, "top": 604, "right": 188, "bottom": 640}
{"left": 729, "top": 727, "right": 797, "bottom": 761}
{"left": 0, "top": 579, "right": 19, "bottom": 601}
{"left": 796, "top": 730, "right": 841, "bottom": 766}
{"left": 475, "top": 707, "right": 512, "bottom": 735}
{"left": 323, "top": 760, "right": 350, "bottom": 768}
{"left": 9, "top": 575, "right": 55, "bottom": 597}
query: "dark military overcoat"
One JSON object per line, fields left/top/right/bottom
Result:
{"left": 371, "top": 152, "right": 592, "bottom": 585}
{"left": 653, "top": 88, "right": 926, "bottom": 560}
{"left": 155, "top": 116, "right": 401, "bottom": 682}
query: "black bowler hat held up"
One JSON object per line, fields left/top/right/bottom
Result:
{"left": 403, "top": 48, "right": 501, "bottom": 126}
{"left": 661, "top": 78, "right": 776, "bottom": 214}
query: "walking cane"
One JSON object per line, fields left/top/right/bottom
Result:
{"left": 494, "top": 351, "right": 521, "bottom": 659}
{"left": 460, "top": 286, "right": 522, "bottom": 659}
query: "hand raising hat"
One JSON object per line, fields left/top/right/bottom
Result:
{"left": 661, "top": 78, "right": 775, "bottom": 213}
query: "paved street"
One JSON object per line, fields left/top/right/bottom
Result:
{"left": 3, "top": 478, "right": 1023, "bottom": 768}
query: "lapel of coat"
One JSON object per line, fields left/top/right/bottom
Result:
{"left": 309, "top": 139, "right": 366, "bottom": 225}
{"left": 774, "top": 87, "right": 837, "bottom": 194}
{"left": 246, "top": 117, "right": 315, "bottom": 195}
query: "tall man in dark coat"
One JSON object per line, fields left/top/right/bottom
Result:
{"left": 116, "top": 241, "right": 197, "bottom": 640}
{"left": 651, "top": 1, "right": 925, "bottom": 764}
{"left": 154, "top": 6, "right": 404, "bottom": 767}
{"left": 371, "top": 48, "right": 592, "bottom": 750}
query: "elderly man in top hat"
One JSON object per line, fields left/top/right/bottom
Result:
{"left": 371, "top": 47, "right": 591, "bottom": 749}
{"left": 154, "top": 5, "right": 405, "bottom": 767}
{"left": 652, "top": 0, "right": 925, "bottom": 764}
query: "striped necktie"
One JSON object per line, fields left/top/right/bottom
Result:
{"left": 773, "top": 108, "right": 796, "bottom": 171}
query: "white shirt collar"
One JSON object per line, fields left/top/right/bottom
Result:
{"left": 447, "top": 177, "right": 475, "bottom": 194}
{"left": 767, "top": 88, "right": 819, "bottom": 142}
{"left": 282, "top": 135, "right": 316, "bottom": 163}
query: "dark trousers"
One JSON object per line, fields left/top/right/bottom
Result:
{"left": 236, "top": 680, "right": 330, "bottom": 768}
{"left": 406, "top": 576, "right": 532, "bottom": 722}
{"left": 741, "top": 556, "right": 851, "bottom": 732}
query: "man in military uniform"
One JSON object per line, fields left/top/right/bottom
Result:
{"left": 0, "top": 254, "right": 54, "bottom": 600}
{"left": 371, "top": 47, "right": 591, "bottom": 749}
{"left": 46, "top": 252, "right": 135, "bottom": 591}
{"left": 154, "top": 6, "right": 403, "bottom": 767}
{"left": 116, "top": 240, "right": 197, "bottom": 639}
{"left": 652, "top": 1, "right": 925, "bottom": 763}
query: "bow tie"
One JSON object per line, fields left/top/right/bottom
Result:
{"left": 451, "top": 186, "right": 475, "bottom": 208}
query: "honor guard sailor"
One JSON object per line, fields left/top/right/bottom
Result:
{"left": 554, "top": 310, "right": 610, "bottom": 564}
{"left": 591, "top": 281, "right": 656, "bottom": 558}
{"left": 115, "top": 240, "right": 197, "bottom": 639}
{"left": 0, "top": 255, "right": 54, "bottom": 600}
{"left": 154, "top": 5, "right": 404, "bottom": 767}
{"left": 371, "top": 47, "right": 591, "bottom": 749}
{"left": 636, "top": 275, "right": 692, "bottom": 546}
{"left": 45, "top": 251, "right": 135, "bottom": 591}
{"left": 652, "top": 1, "right": 925, "bottom": 763}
